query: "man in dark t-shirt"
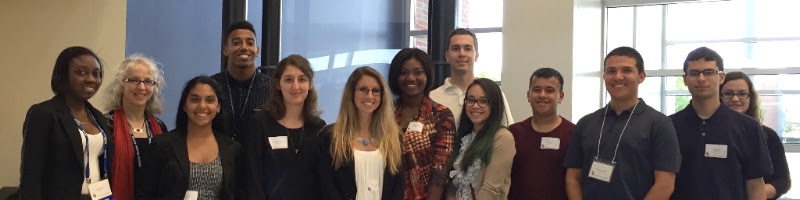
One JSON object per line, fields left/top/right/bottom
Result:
{"left": 211, "top": 20, "right": 270, "bottom": 143}
{"left": 563, "top": 47, "right": 681, "bottom": 200}
{"left": 508, "top": 68, "right": 575, "bottom": 200}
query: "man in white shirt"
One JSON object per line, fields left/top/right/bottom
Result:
{"left": 430, "top": 28, "right": 514, "bottom": 127}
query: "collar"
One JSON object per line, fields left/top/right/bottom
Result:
{"left": 682, "top": 100, "right": 732, "bottom": 123}
{"left": 604, "top": 98, "right": 648, "bottom": 117}
{"left": 441, "top": 77, "right": 463, "bottom": 94}
{"left": 226, "top": 69, "right": 260, "bottom": 86}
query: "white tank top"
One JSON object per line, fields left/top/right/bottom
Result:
{"left": 79, "top": 128, "right": 104, "bottom": 194}
{"left": 353, "top": 148, "right": 385, "bottom": 200}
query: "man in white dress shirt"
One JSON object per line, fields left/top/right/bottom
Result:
{"left": 430, "top": 28, "right": 514, "bottom": 127}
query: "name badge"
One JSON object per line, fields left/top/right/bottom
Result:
{"left": 588, "top": 159, "right": 614, "bottom": 182}
{"left": 87, "top": 179, "right": 113, "bottom": 200}
{"left": 705, "top": 144, "right": 727, "bottom": 158}
{"left": 408, "top": 122, "right": 424, "bottom": 133}
{"left": 540, "top": 137, "right": 560, "bottom": 150}
{"left": 184, "top": 190, "right": 199, "bottom": 200}
{"left": 268, "top": 136, "right": 289, "bottom": 149}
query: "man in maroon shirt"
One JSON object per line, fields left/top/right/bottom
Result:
{"left": 508, "top": 67, "right": 576, "bottom": 200}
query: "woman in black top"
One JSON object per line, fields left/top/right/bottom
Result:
{"left": 103, "top": 54, "right": 169, "bottom": 200}
{"left": 144, "top": 76, "right": 263, "bottom": 200}
{"left": 720, "top": 71, "right": 791, "bottom": 200}
{"left": 244, "top": 54, "right": 326, "bottom": 199}
{"left": 19, "top": 46, "right": 114, "bottom": 200}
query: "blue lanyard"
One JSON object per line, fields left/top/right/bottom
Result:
{"left": 73, "top": 107, "right": 108, "bottom": 183}
{"left": 129, "top": 120, "right": 152, "bottom": 167}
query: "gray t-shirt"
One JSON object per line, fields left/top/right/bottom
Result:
{"left": 563, "top": 99, "right": 681, "bottom": 200}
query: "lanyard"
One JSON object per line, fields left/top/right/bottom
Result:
{"left": 225, "top": 72, "right": 255, "bottom": 131}
{"left": 595, "top": 101, "right": 638, "bottom": 164}
{"left": 73, "top": 107, "right": 108, "bottom": 183}
{"left": 128, "top": 119, "right": 152, "bottom": 168}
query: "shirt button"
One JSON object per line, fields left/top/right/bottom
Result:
{"left": 702, "top": 132, "right": 706, "bottom": 136}
{"left": 702, "top": 121, "right": 706, "bottom": 124}
{"left": 368, "top": 187, "right": 371, "bottom": 191}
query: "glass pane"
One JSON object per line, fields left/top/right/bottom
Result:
{"left": 665, "top": 40, "right": 800, "bottom": 70}
{"left": 281, "top": 0, "right": 405, "bottom": 122}
{"left": 665, "top": 43, "right": 746, "bottom": 70}
{"left": 473, "top": 32, "right": 502, "bottom": 81}
{"left": 410, "top": 35, "right": 428, "bottom": 52}
{"left": 634, "top": 5, "right": 663, "bottom": 70}
{"left": 639, "top": 76, "right": 663, "bottom": 112}
{"left": 754, "top": 0, "right": 800, "bottom": 38}
{"left": 666, "top": 0, "right": 747, "bottom": 41}
{"left": 606, "top": 7, "right": 634, "bottom": 50}
{"left": 457, "top": 0, "right": 502, "bottom": 28}
{"left": 411, "top": 0, "right": 429, "bottom": 30}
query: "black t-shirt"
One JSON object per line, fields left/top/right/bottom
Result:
{"left": 669, "top": 104, "right": 773, "bottom": 200}
{"left": 211, "top": 71, "right": 270, "bottom": 143}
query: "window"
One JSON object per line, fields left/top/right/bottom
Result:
{"left": 457, "top": 0, "right": 503, "bottom": 81}
{"left": 409, "top": 0, "right": 429, "bottom": 51}
{"left": 606, "top": 0, "right": 800, "bottom": 197}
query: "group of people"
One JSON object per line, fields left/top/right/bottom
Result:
{"left": 17, "top": 19, "right": 790, "bottom": 200}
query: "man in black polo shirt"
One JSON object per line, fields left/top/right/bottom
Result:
{"left": 670, "top": 47, "right": 772, "bottom": 200}
{"left": 211, "top": 21, "right": 270, "bottom": 143}
{"left": 563, "top": 47, "right": 681, "bottom": 200}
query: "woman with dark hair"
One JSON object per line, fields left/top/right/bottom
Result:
{"left": 144, "top": 75, "right": 263, "bottom": 199}
{"left": 319, "top": 66, "right": 405, "bottom": 200}
{"left": 446, "top": 78, "right": 515, "bottom": 200}
{"left": 20, "top": 46, "right": 114, "bottom": 199}
{"left": 245, "top": 54, "right": 326, "bottom": 199}
{"left": 388, "top": 48, "right": 455, "bottom": 200}
{"left": 720, "top": 71, "right": 791, "bottom": 200}
{"left": 103, "top": 54, "right": 169, "bottom": 200}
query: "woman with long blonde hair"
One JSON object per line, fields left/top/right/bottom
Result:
{"left": 319, "top": 66, "right": 405, "bottom": 200}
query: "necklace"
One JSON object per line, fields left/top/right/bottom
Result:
{"left": 131, "top": 119, "right": 146, "bottom": 134}
{"left": 74, "top": 113, "right": 89, "bottom": 125}
{"left": 356, "top": 136, "right": 375, "bottom": 146}
{"left": 286, "top": 126, "right": 304, "bottom": 155}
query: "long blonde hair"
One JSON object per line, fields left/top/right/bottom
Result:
{"left": 331, "top": 66, "right": 402, "bottom": 174}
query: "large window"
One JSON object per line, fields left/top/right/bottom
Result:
{"left": 606, "top": 0, "right": 800, "bottom": 198}
{"left": 407, "top": 0, "right": 504, "bottom": 81}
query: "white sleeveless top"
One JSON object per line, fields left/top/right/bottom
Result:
{"left": 353, "top": 148, "right": 385, "bottom": 200}
{"left": 79, "top": 128, "right": 104, "bottom": 194}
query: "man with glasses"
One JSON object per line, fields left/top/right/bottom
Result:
{"left": 669, "top": 47, "right": 772, "bottom": 200}
{"left": 430, "top": 28, "right": 514, "bottom": 127}
{"left": 563, "top": 46, "right": 681, "bottom": 200}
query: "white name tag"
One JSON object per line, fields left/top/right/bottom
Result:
{"left": 588, "top": 160, "right": 615, "bottom": 182}
{"left": 540, "top": 137, "right": 560, "bottom": 150}
{"left": 87, "top": 179, "right": 113, "bottom": 200}
{"left": 705, "top": 144, "right": 728, "bottom": 158}
{"left": 408, "top": 122, "right": 424, "bottom": 133}
{"left": 268, "top": 136, "right": 288, "bottom": 149}
{"left": 184, "top": 190, "right": 199, "bottom": 200}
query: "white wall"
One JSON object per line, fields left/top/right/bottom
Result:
{"left": 0, "top": 0, "right": 127, "bottom": 187}
{"left": 503, "top": 0, "right": 604, "bottom": 122}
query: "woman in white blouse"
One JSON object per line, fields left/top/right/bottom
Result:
{"left": 319, "top": 66, "right": 405, "bottom": 200}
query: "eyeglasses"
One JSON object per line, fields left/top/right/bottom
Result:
{"left": 123, "top": 78, "right": 156, "bottom": 86}
{"left": 464, "top": 97, "right": 490, "bottom": 108}
{"left": 357, "top": 87, "right": 382, "bottom": 96}
{"left": 721, "top": 92, "right": 750, "bottom": 99}
{"left": 685, "top": 70, "right": 722, "bottom": 77}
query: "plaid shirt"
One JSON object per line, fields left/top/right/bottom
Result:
{"left": 395, "top": 97, "right": 455, "bottom": 200}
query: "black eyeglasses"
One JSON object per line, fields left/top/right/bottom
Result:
{"left": 464, "top": 97, "right": 490, "bottom": 108}
{"left": 123, "top": 78, "right": 156, "bottom": 86}
{"left": 686, "top": 70, "right": 722, "bottom": 77}
{"left": 721, "top": 92, "right": 750, "bottom": 99}
{"left": 357, "top": 87, "right": 382, "bottom": 96}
